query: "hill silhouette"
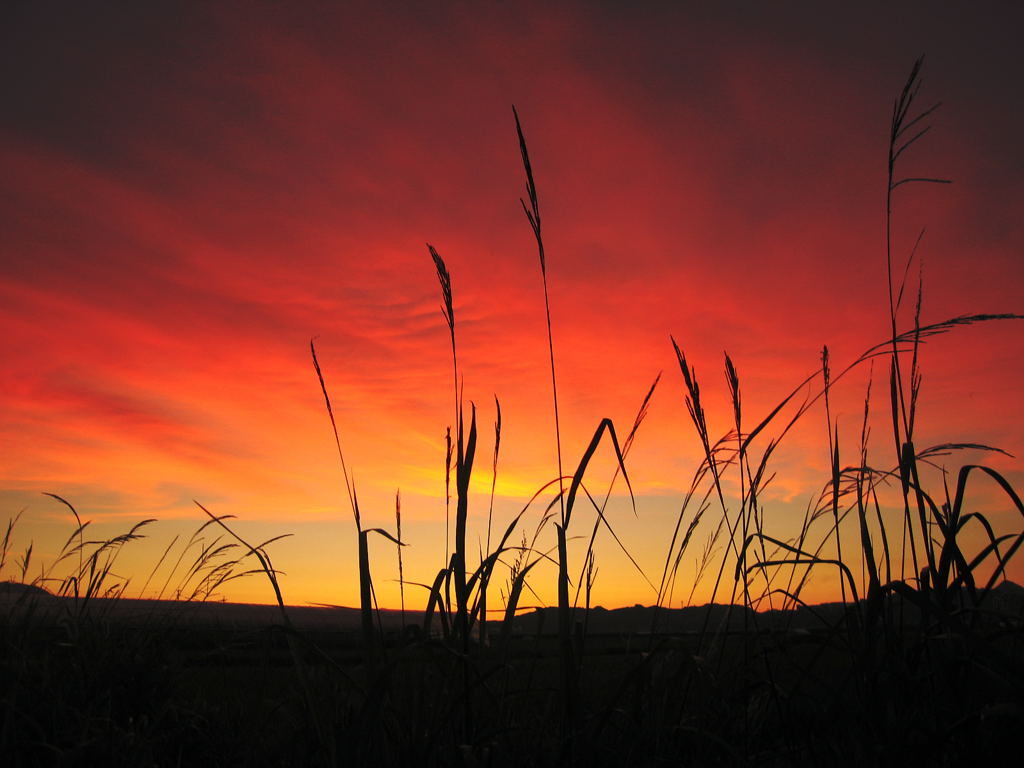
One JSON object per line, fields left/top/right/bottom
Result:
{"left": 3, "top": 580, "right": 1020, "bottom": 634}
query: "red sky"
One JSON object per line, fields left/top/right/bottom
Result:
{"left": 2, "top": 1, "right": 1022, "bottom": 609}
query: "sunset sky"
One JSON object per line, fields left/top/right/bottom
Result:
{"left": 2, "top": 1, "right": 1022, "bottom": 610}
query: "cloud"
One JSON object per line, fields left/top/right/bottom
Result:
{"left": 1, "top": 1, "right": 1022, "bottom": 606}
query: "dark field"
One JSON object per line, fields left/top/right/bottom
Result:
{"left": 3, "top": 585, "right": 1023, "bottom": 766}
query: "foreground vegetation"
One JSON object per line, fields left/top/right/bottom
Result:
{"left": 3, "top": 59, "right": 1023, "bottom": 767}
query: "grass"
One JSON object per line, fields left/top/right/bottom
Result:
{"left": 3, "top": 58, "right": 1024, "bottom": 766}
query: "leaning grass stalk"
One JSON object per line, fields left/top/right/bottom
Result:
{"left": 855, "top": 377, "right": 884, "bottom": 629}
{"left": 655, "top": 458, "right": 715, "bottom": 612}
{"left": 557, "top": 417, "right": 635, "bottom": 742}
{"left": 428, "top": 244, "right": 476, "bottom": 652}
{"left": 822, "top": 346, "right": 849, "bottom": 607}
{"left": 311, "top": 339, "right": 360, "bottom": 531}
{"left": 17, "top": 543, "right": 32, "bottom": 583}
{"left": 480, "top": 395, "right": 502, "bottom": 646}
{"left": 452, "top": 402, "right": 477, "bottom": 738}
{"left": 672, "top": 341, "right": 750, "bottom": 656}
{"left": 454, "top": 403, "right": 477, "bottom": 644}
{"left": 555, "top": 523, "right": 577, "bottom": 725}
{"left": 573, "top": 373, "right": 660, "bottom": 610}
{"left": 313, "top": 337, "right": 382, "bottom": 670}
{"left": 430, "top": 245, "right": 458, "bottom": 571}
{"left": 195, "top": 502, "right": 291, "bottom": 623}
{"left": 358, "top": 522, "right": 404, "bottom": 662}
{"left": 422, "top": 563, "right": 453, "bottom": 639}
{"left": 885, "top": 59, "right": 948, "bottom": 591}
{"left": 724, "top": 353, "right": 753, "bottom": 606}
{"left": 396, "top": 489, "right": 405, "bottom": 630}
{"left": 358, "top": 527, "right": 375, "bottom": 661}
{"left": 513, "top": 107, "right": 566, "bottom": 528}
{"left": 0, "top": 509, "right": 25, "bottom": 576}
{"left": 138, "top": 533, "right": 179, "bottom": 601}
{"left": 429, "top": 243, "right": 458, "bottom": 433}
{"left": 444, "top": 425, "right": 453, "bottom": 569}
{"left": 515, "top": 106, "right": 574, "bottom": 745}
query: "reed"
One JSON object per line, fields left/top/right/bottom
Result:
{"left": 513, "top": 105, "right": 578, "bottom": 736}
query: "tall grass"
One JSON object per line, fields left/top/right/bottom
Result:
{"left": 513, "top": 104, "right": 577, "bottom": 732}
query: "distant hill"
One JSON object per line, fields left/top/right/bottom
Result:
{"left": 0, "top": 581, "right": 53, "bottom": 599}
{"left": 509, "top": 580, "right": 1024, "bottom": 636}
{"left": 0, "top": 588, "right": 406, "bottom": 631}
{"left": 2, "top": 580, "right": 1020, "bottom": 633}
{"left": 508, "top": 601, "right": 848, "bottom": 636}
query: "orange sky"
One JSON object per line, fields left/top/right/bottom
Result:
{"left": 2, "top": 2, "right": 1022, "bottom": 610}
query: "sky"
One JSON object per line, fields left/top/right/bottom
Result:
{"left": 2, "top": 1, "right": 1022, "bottom": 610}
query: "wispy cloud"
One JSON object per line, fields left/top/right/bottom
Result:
{"left": 1, "top": 1, "right": 1022, "bottom": 606}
